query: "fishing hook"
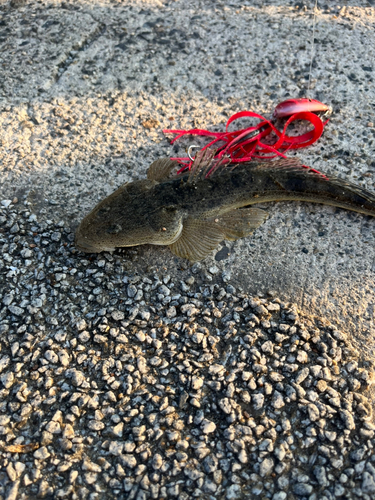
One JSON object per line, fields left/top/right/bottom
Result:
{"left": 187, "top": 145, "right": 200, "bottom": 161}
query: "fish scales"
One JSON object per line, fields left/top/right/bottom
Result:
{"left": 75, "top": 155, "right": 375, "bottom": 261}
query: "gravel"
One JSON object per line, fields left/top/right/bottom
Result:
{"left": 0, "top": 1, "right": 375, "bottom": 498}
{"left": 0, "top": 0, "right": 374, "bottom": 345}
{"left": 1, "top": 199, "right": 375, "bottom": 499}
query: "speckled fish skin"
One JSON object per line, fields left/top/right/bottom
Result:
{"left": 75, "top": 157, "right": 375, "bottom": 259}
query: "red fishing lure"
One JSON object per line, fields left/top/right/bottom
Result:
{"left": 163, "top": 98, "right": 331, "bottom": 175}
{"left": 272, "top": 98, "right": 332, "bottom": 119}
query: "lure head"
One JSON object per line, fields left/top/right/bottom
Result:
{"left": 75, "top": 179, "right": 185, "bottom": 253}
{"left": 272, "top": 98, "right": 332, "bottom": 120}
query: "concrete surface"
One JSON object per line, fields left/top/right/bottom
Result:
{"left": 1, "top": 1, "right": 375, "bottom": 499}
{"left": 1, "top": 2, "right": 375, "bottom": 352}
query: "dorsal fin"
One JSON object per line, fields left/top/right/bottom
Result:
{"left": 248, "top": 157, "right": 330, "bottom": 181}
{"left": 187, "top": 148, "right": 232, "bottom": 184}
{"left": 147, "top": 158, "right": 179, "bottom": 182}
{"left": 186, "top": 152, "right": 308, "bottom": 184}
{"left": 251, "top": 157, "right": 304, "bottom": 171}
{"left": 187, "top": 148, "right": 216, "bottom": 184}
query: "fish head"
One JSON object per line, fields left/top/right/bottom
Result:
{"left": 75, "top": 179, "right": 185, "bottom": 253}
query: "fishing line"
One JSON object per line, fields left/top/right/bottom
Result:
{"left": 307, "top": 0, "right": 318, "bottom": 97}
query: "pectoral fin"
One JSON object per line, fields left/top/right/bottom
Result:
{"left": 147, "top": 158, "right": 179, "bottom": 181}
{"left": 169, "top": 217, "right": 224, "bottom": 261}
{"left": 169, "top": 208, "right": 268, "bottom": 261}
{"left": 211, "top": 207, "right": 268, "bottom": 240}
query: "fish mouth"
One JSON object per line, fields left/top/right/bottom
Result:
{"left": 74, "top": 239, "right": 114, "bottom": 254}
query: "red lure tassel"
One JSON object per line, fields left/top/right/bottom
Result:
{"left": 163, "top": 98, "right": 331, "bottom": 175}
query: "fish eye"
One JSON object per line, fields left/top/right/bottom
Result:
{"left": 97, "top": 207, "right": 111, "bottom": 216}
{"left": 161, "top": 205, "right": 177, "bottom": 213}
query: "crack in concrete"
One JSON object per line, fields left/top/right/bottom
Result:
{"left": 51, "top": 19, "right": 107, "bottom": 89}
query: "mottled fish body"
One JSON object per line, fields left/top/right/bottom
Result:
{"left": 75, "top": 153, "right": 375, "bottom": 261}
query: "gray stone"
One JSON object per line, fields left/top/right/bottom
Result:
{"left": 362, "top": 471, "right": 375, "bottom": 494}
{"left": 226, "top": 484, "right": 241, "bottom": 499}
{"left": 293, "top": 483, "right": 313, "bottom": 495}
{"left": 259, "top": 458, "right": 274, "bottom": 477}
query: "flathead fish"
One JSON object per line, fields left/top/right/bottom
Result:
{"left": 75, "top": 151, "right": 375, "bottom": 261}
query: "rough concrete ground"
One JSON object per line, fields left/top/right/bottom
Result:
{"left": 1, "top": 0, "right": 375, "bottom": 344}
{"left": 0, "top": 0, "right": 375, "bottom": 499}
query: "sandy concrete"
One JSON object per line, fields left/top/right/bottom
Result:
{"left": 1, "top": 0, "right": 375, "bottom": 354}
